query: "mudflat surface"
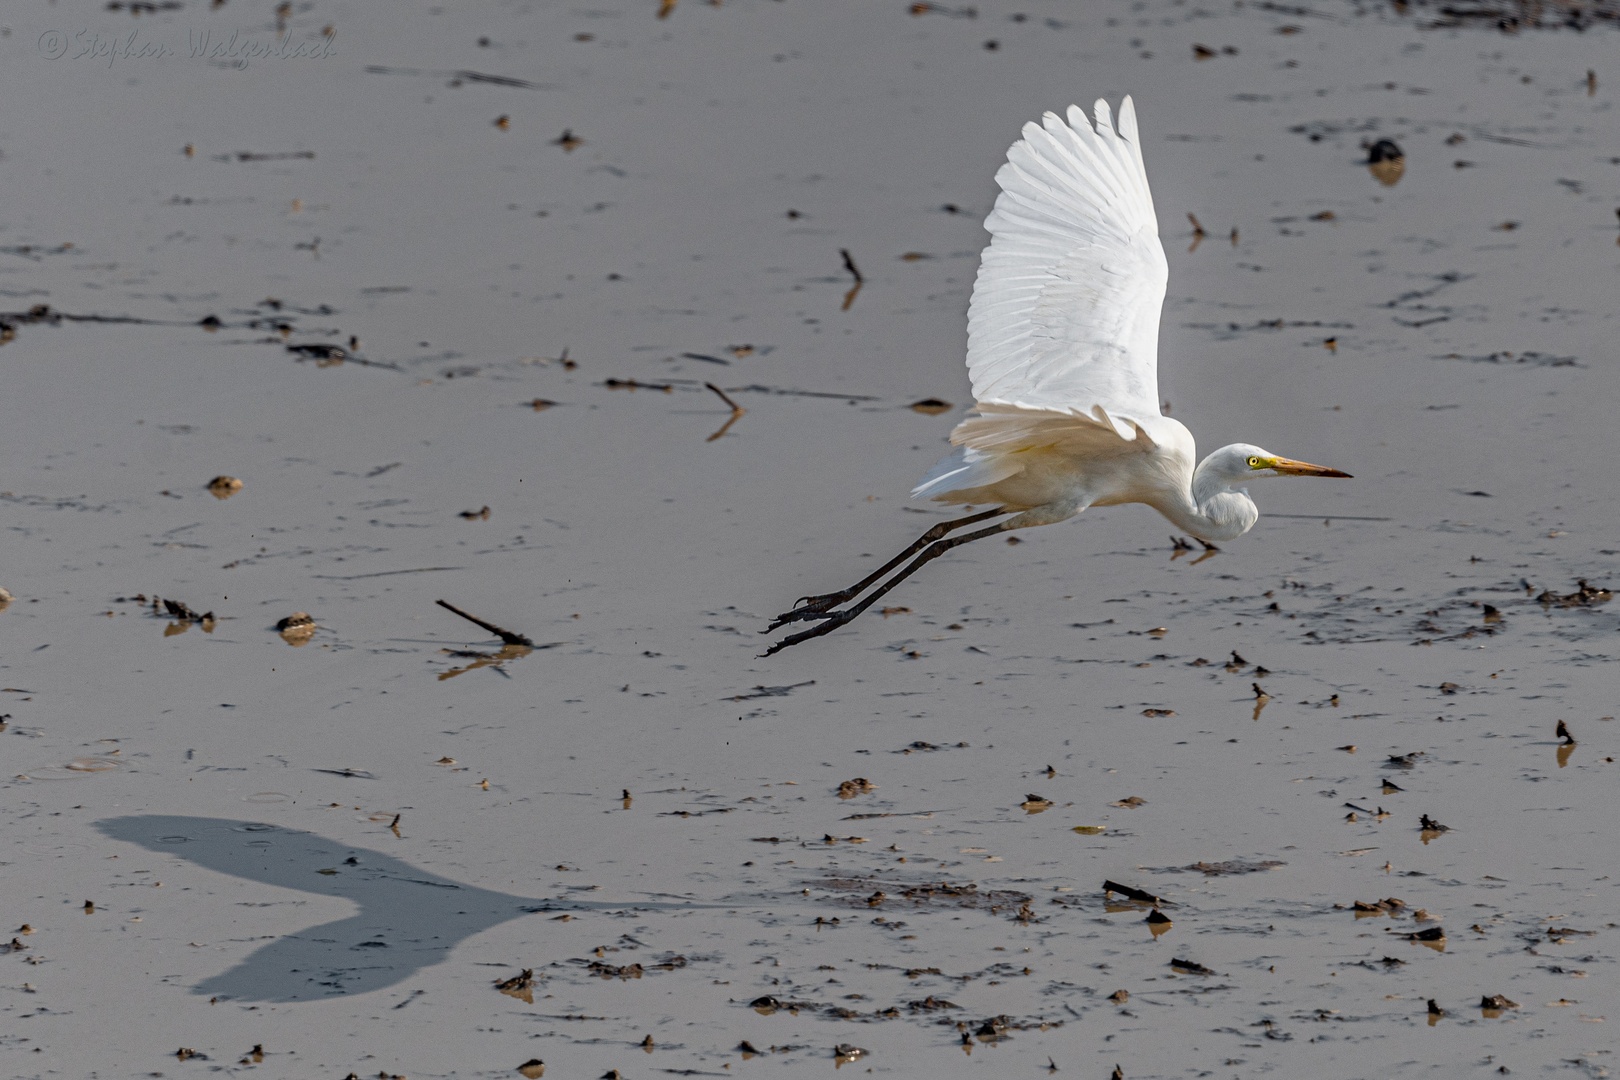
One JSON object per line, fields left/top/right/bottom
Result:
{"left": 1, "top": 1, "right": 1617, "bottom": 1077}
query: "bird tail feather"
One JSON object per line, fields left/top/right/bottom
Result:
{"left": 910, "top": 444, "right": 1023, "bottom": 501}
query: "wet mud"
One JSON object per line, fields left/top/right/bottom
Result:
{"left": 1, "top": 0, "right": 1617, "bottom": 1077}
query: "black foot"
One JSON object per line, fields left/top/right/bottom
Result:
{"left": 760, "top": 609, "right": 857, "bottom": 656}
{"left": 764, "top": 591, "right": 856, "bottom": 632}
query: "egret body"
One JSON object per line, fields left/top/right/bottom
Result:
{"left": 765, "top": 98, "right": 1348, "bottom": 655}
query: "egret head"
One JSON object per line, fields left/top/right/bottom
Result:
{"left": 1210, "top": 443, "right": 1352, "bottom": 484}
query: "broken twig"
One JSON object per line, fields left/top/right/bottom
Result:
{"left": 435, "top": 599, "right": 534, "bottom": 647}
{"left": 704, "top": 382, "right": 747, "bottom": 441}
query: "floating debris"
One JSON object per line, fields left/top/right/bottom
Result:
{"left": 837, "top": 778, "right": 875, "bottom": 799}
{"left": 833, "top": 1044, "right": 868, "bottom": 1065}
{"left": 1366, "top": 139, "right": 1405, "bottom": 186}
{"left": 275, "top": 612, "right": 316, "bottom": 646}
{"left": 908, "top": 398, "right": 953, "bottom": 415}
{"left": 435, "top": 599, "right": 534, "bottom": 647}
{"left": 1352, "top": 897, "right": 1407, "bottom": 917}
{"left": 287, "top": 343, "right": 347, "bottom": 366}
{"left": 496, "top": 969, "right": 535, "bottom": 1004}
{"left": 160, "top": 598, "right": 215, "bottom": 628}
{"left": 909, "top": 996, "right": 959, "bottom": 1011}
{"left": 1020, "top": 794, "right": 1054, "bottom": 814}
{"left": 704, "top": 382, "right": 747, "bottom": 441}
{"left": 206, "top": 475, "right": 243, "bottom": 500}
{"left": 1538, "top": 580, "right": 1611, "bottom": 607}
{"left": 1103, "top": 880, "right": 1171, "bottom": 906}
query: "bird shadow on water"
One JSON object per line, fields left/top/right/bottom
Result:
{"left": 95, "top": 815, "right": 713, "bottom": 1004}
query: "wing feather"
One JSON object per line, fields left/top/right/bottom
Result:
{"left": 965, "top": 97, "right": 1168, "bottom": 424}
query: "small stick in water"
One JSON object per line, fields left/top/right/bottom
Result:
{"left": 435, "top": 599, "right": 533, "bottom": 646}
{"left": 704, "top": 382, "right": 746, "bottom": 442}
{"left": 839, "top": 248, "right": 864, "bottom": 283}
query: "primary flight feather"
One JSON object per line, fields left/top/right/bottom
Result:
{"left": 764, "top": 97, "right": 1349, "bottom": 656}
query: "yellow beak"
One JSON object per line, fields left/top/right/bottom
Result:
{"left": 1269, "top": 457, "right": 1352, "bottom": 478}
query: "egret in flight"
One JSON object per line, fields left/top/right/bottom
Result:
{"left": 763, "top": 97, "right": 1349, "bottom": 656}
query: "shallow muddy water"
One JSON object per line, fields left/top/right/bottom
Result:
{"left": 1, "top": 1, "right": 1617, "bottom": 1077}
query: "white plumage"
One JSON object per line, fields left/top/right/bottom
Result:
{"left": 967, "top": 98, "right": 1166, "bottom": 422}
{"left": 763, "top": 98, "right": 1349, "bottom": 656}
{"left": 913, "top": 97, "right": 1170, "bottom": 509}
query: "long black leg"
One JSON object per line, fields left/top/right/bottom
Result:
{"left": 766, "top": 507, "right": 1008, "bottom": 632}
{"left": 762, "top": 519, "right": 1014, "bottom": 656}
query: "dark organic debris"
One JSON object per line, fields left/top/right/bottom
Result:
{"left": 287, "top": 342, "right": 347, "bottom": 365}
{"left": 703, "top": 382, "right": 747, "bottom": 441}
{"left": 587, "top": 960, "right": 643, "bottom": 980}
{"left": 1407, "top": 926, "right": 1446, "bottom": 942}
{"left": 1365, "top": 138, "right": 1405, "bottom": 186}
{"left": 1103, "top": 880, "right": 1171, "bottom": 906}
{"left": 1387, "top": 0, "right": 1620, "bottom": 31}
{"left": 1480, "top": 994, "right": 1519, "bottom": 1011}
{"left": 908, "top": 996, "right": 959, "bottom": 1011}
{"left": 1169, "top": 958, "right": 1214, "bottom": 975}
{"left": 1419, "top": 814, "right": 1449, "bottom": 833}
{"left": 1154, "top": 860, "right": 1284, "bottom": 876}
{"left": 207, "top": 475, "right": 244, "bottom": 499}
{"left": 730, "top": 680, "right": 815, "bottom": 701}
{"left": 495, "top": 969, "right": 534, "bottom": 992}
{"left": 363, "top": 64, "right": 549, "bottom": 89}
{"left": 839, "top": 248, "right": 864, "bottom": 284}
{"left": 1538, "top": 580, "right": 1611, "bottom": 607}
{"left": 974, "top": 1015, "right": 1011, "bottom": 1039}
{"left": 160, "top": 598, "right": 214, "bottom": 623}
{"left": 1352, "top": 897, "right": 1407, "bottom": 915}
{"left": 603, "top": 377, "right": 673, "bottom": 392}
{"left": 435, "top": 599, "right": 533, "bottom": 647}
{"left": 1557, "top": 720, "right": 1575, "bottom": 744}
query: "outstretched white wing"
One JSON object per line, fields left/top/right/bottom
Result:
{"left": 965, "top": 97, "right": 1167, "bottom": 433}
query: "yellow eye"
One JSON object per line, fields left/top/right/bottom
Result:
{"left": 1247, "top": 456, "right": 1262, "bottom": 468}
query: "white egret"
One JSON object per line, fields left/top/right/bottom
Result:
{"left": 764, "top": 97, "right": 1349, "bottom": 656}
